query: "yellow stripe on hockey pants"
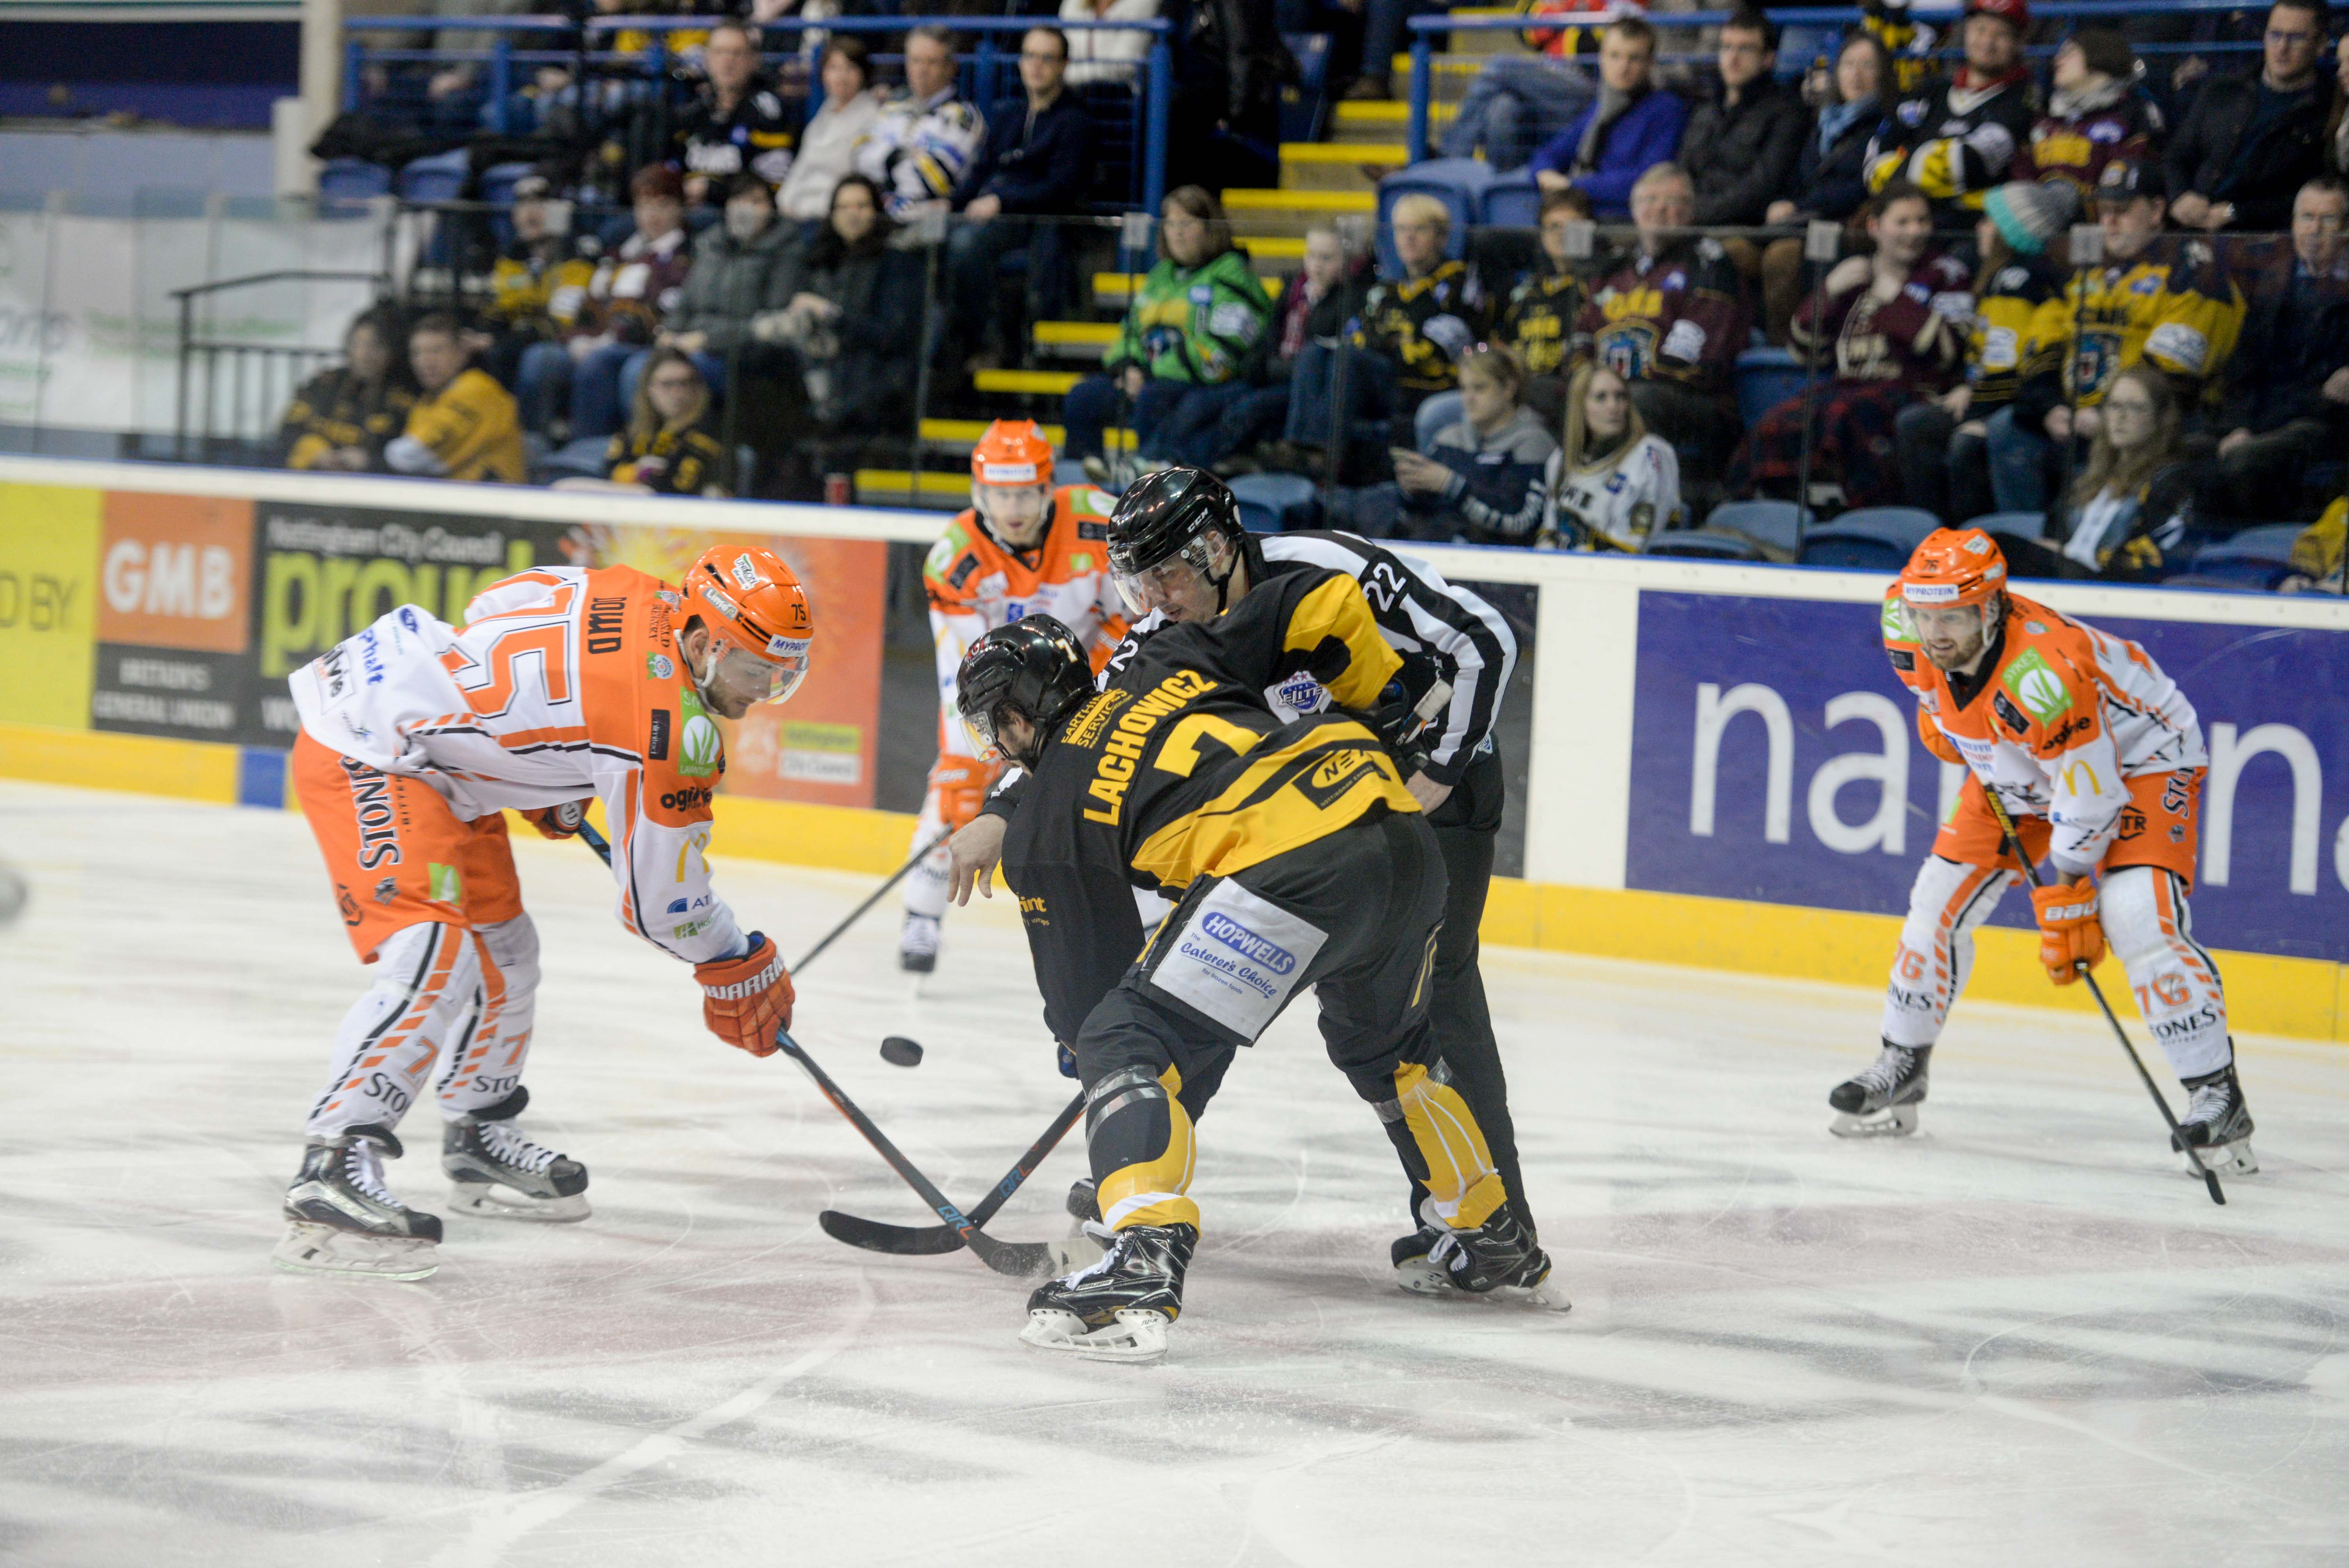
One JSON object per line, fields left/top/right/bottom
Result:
{"left": 1093, "top": 1065, "right": 1200, "bottom": 1232}
{"left": 1393, "top": 1062, "right": 1505, "bottom": 1228}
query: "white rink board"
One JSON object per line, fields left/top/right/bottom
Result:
{"left": 4, "top": 780, "right": 2349, "bottom": 1565}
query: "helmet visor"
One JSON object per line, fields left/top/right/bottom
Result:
{"left": 1110, "top": 536, "right": 1218, "bottom": 617}
{"left": 973, "top": 481, "right": 1051, "bottom": 543}
{"left": 709, "top": 639, "right": 810, "bottom": 707}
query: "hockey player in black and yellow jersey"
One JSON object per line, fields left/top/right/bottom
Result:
{"left": 954, "top": 556, "right": 1552, "bottom": 1360}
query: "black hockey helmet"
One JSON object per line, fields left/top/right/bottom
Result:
{"left": 955, "top": 615, "right": 1094, "bottom": 768}
{"left": 1105, "top": 465, "right": 1248, "bottom": 615}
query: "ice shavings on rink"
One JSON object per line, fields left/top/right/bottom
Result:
{"left": 2, "top": 779, "right": 2347, "bottom": 1566}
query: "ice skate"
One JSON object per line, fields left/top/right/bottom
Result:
{"left": 1421, "top": 1201, "right": 1569, "bottom": 1311}
{"left": 1019, "top": 1221, "right": 1194, "bottom": 1362}
{"left": 2174, "top": 1066, "right": 2257, "bottom": 1176}
{"left": 1391, "top": 1224, "right": 1450, "bottom": 1295}
{"left": 898, "top": 912, "right": 940, "bottom": 973}
{"left": 274, "top": 1127, "right": 442, "bottom": 1281}
{"left": 1830, "top": 1042, "right": 1930, "bottom": 1137}
{"left": 442, "top": 1090, "right": 590, "bottom": 1221}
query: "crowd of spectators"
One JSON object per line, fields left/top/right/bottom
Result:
{"left": 281, "top": 0, "right": 2349, "bottom": 586}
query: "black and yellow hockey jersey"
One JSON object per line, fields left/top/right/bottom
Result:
{"left": 487, "top": 242, "right": 595, "bottom": 337}
{"left": 279, "top": 366, "right": 417, "bottom": 471}
{"left": 1966, "top": 254, "right": 2068, "bottom": 414}
{"left": 999, "top": 568, "right": 1416, "bottom": 1044}
{"left": 1494, "top": 266, "right": 1587, "bottom": 378}
{"left": 1352, "top": 259, "right": 1489, "bottom": 396}
{"left": 2015, "top": 240, "right": 2246, "bottom": 423}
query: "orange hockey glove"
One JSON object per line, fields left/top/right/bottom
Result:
{"left": 2030, "top": 878, "right": 2105, "bottom": 985}
{"left": 694, "top": 933, "right": 793, "bottom": 1056}
{"left": 521, "top": 799, "right": 590, "bottom": 840}
{"left": 928, "top": 756, "right": 994, "bottom": 833}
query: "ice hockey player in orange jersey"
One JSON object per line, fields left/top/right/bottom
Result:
{"left": 274, "top": 545, "right": 814, "bottom": 1281}
{"left": 1830, "top": 528, "right": 2254, "bottom": 1174}
{"left": 900, "top": 419, "right": 1127, "bottom": 971}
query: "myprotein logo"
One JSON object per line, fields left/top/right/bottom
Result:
{"left": 98, "top": 493, "right": 253, "bottom": 654}
{"left": 1199, "top": 912, "right": 1296, "bottom": 975}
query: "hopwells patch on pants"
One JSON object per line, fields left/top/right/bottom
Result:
{"left": 1150, "top": 879, "right": 1328, "bottom": 1037}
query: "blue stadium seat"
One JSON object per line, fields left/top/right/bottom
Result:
{"left": 1375, "top": 159, "right": 1490, "bottom": 274}
{"left": 1701, "top": 499, "right": 1810, "bottom": 559}
{"left": 1228, "top": 472, "right": 1320, "bottom": 534}
{"left": 2188, "top": 523, "right": 2307, "bottom": 589}
{"left": 1797, "top": 531, "right": 1909, "bottom": 570}
{"left": 479, "top": 160, "right": 535, "bottom": 208}
{"left": 1482, "top": 173, "right": 1541, "bottom": 229}
{"left": 1281, "top": 33, "right": 1331, "bottom": 145}
{"left": 1830, "top": 506, "right": 1942, "bottom": 554}
{"left": 320, "top": 159, "right": 392, "bottom": 203}
{"left": 397, "top": 148, "right": 471, "bottom": 205}
{"left": 1645, "top": 531, "right": 1766, "bottom": 561}
{"left": 1962, "top": 510, "right": 2051, "bottom": 542}
{"left": 1733, "top": 346, "right": 1817, "bottom": 432}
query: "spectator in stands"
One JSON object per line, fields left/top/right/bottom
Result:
{"left": 1862, "top": 0, "right": 2036, "bottom": 227}
{"left": 857, "top": 25, "right": 987, "bottom": 221}
{"left": 1417, "top": 185, "right": 1596, "bottom": 446}
{"left": 479, "top": 170, "right": 595, "bottom": 424}
{"left": 1727, "top": 182, "right": 1973, "bottom": 509}
{"left": 1989, "top": 160, "right": 2246, "bottom": 515}
{"left": 1899, "top": 181, "right": 2076, "bottom": 524}
{"left": 554, "top": 348, "right": 729, "bottom": 496}
{"left": 1215, "top": 223, "right": 1369, "bottom": 474}
{"left": 751, "top": 173, "right": 925, "bottom": 492}
{"left": 2015, "top": 30, "right": 2161, "bottom": 202}
{"left": 1282, "top": 191, "right": 1486, "bottom": 479}
{"left": 2282, "top": 495, "right": 2346, "bottom": 591}
{"left": 1679, "top": 9, "right": 1809, "bottom": 230}
{"left": 1530, "top": 17, "right": 1689, "bottom": 222}
{"left": 1325, "top": 345, "right": 1559, "bottom": 543}
{"left": 1760, "top": 30, "right": 1895, "bottom": 346}
{"left": 1062, "top": 185, "right": 1273, "bottom": 481}
{"left": 1062, "top": 0, "right": 1161, "bottom": 88}
{"left": 1165, "top": 0, "right": 1284, "bottom": 192}
{"left": 1440, "top": 0, "right": 1609, "bottom": 173}
{"left": 777, "top": 40, "right": 886, "bottom": 224}
{"left": 2334, "top": 33, "right": 2349, "bottom": 177}
{"left": 2166, "top": 0, "right": 2337, "bottom": 234}
{"left": 2000, "top": 366, "right": 2195, "bottom": 579}
{"left": 1574, "top": 163, "right": 1748, "bottom": 482}
{"left": 386, "top": 313, "right": 528, "bottom": 484}
{"left": 944, "top": 25, "right": 1093, "bottom": 376}
{"left": 1542, "top": 360, "right": 1683, "bottom": 549}
{"left": 2201, "top": 175, "right": 2349, "bottom": 521}
{"left": 674, "top": 21, "right": 797, "bottom": 212}
{"left": 280, "top": 307, "right": 417, "bottom": 473}
{"left": 525, "top": 164, "right": 695, "bottom": 442}
{"left": 654, "top": 173, "right": 797, "bottom": 396}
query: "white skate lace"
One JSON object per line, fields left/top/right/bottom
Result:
{"left": 2184, "top": 1080, "right": 2233, "bottom": 1131}
{"left": 900, "top": 915, "right": 940, "bottom": 955}
{"left": 341, "top": 1140, "right": 400, "bottom": 1205}
{"left": 1854, "top": 1046, "right": 1914, "bottom": 1094}
{"left": 477, "top": 1119, "right": 560, "bottom": 1174}
{"left": 1057, "top": 1221, "right": 1122, "bottom": 1285}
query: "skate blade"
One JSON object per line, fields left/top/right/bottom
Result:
{"left": 271, "top": 1221, "right": 438, "bottom": 1281}
{"left": 1394, "top": 1256, "right": 1454, "bottom": 1297}
{"left": 1830, "top": 1103, "right": 1919, "bottom": 1139}
{"left": 898, "top": 951, "right": 937, "bottom": 974}
{"left": 1019, "top": 1307, "right": 1170, "bottom": 1362}
{"left": 447, "top": 1182, "right": 591, "bottom": 1222}
{"left": 2183, "top": 1140, "right": 2257, "bottom": 1176}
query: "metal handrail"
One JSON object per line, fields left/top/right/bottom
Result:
{"left": 176, "top": 270, "right": 390, "bottom": 463}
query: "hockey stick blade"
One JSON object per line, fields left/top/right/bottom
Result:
{"left": 816, "top": 1088, "right": 1087, "bottom": 1261}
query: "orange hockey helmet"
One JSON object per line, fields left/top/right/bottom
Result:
{"left": 969, "top": 419, "right": 1056, "bottom": 548}
{"left": 680, "top": 544, "right": 814, "bottom": 706}
{"left": 1899, "top": 527, "right": 2009, "bottom": 608}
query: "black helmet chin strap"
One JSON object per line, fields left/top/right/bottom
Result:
{"left": 1206, "top": 531, "right": 1244, "bottom": 614}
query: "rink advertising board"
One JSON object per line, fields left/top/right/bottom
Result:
{"left": 1625, "top": 591, "right": 2349, "bottom": 964}
{"left": 1, "top": 474, "right": 890, "bottom": 808}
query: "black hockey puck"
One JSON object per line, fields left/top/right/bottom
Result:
{"left": 879, "top": 1035, "right": 924, "bottom": 1068}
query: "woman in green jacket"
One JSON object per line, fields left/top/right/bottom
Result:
{"left": 1062, "top": 184, "right": 1274, "bottom": 480}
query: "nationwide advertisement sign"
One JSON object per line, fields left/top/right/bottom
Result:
{"left": 1625, "top": 590, "right": 2349, "bottom": 963}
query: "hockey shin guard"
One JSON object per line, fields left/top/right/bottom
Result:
{"left": 307, "top": 921, "right": 480, "bottom": 1137}
{"left": 1384, "top": 1060, "right": 1505, "bottom": 1229}
{"left": 1087, "top": 1065, "right": 1199, "bottom": 1232}
{"left": 2101, "top": 867, "right": 2231, "bottom": 1081}
{"left": 1882, "top": 857, "right": 2018, "bottom": 1048}
{"left": 435, "top": 914, "right": 539, "bottom": 1118}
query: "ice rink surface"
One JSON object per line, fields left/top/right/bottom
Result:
{"left": 4, "top": 780, "right": 2348, "bottom": 1566}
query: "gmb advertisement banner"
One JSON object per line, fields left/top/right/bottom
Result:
{"left": 0, "top": 482, "right": 888, "bottom": 809}
{"left": 1625, "top": 590, "right": 2349, "bottom": 963}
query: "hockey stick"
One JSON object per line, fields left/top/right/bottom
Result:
{"left": 818, "top": 1086, "right": 1085, "bottom": 1255}
{"left": 1981, "top": 792, "right": 2224, "bottom": 1206}
{"left": 788, "top": 829, "right": 952, "bottom": 974}
{"left": 577, "top": 820, "right": 1064, "bottom": 1271}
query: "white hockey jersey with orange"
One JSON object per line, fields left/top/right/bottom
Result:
{"left": 289, "top": 564, "right": 747, "bottom": 964}
{"left": 922, "top": 484, "right": 1129, "bottom": 762}
{"left": 1882, "top": 587, "right": 2206, "bottom": 875}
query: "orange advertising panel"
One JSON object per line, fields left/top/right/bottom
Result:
{"left": 98, "top": 492, "right": 254, "bottom": 653}
{"left": 570, "top": 523, "right": 886, "bottom": 810}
